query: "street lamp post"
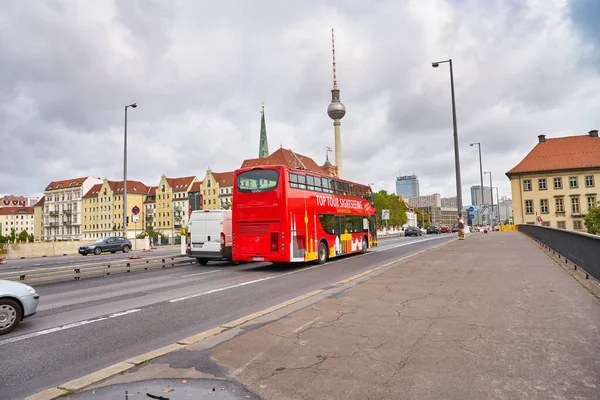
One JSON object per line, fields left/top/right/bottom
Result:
{"left": 124, "top": 103, "right": 137, "bottom": 237}
{"left": 484, "top": 172, "right": 494, "bottom": 227}
{"left": 470, "top": 142, "right": 485, "bottom": 226}
{"left": 432, "top": 59, "right": 463, "bottom": 222}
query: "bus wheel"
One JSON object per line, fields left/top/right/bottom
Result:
{"left": 317, "top": 242, "right": 328, "bottom": 264}
{"left": 362, "top": 236, "right": 368, "bottom": 253}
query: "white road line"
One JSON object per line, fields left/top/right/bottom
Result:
{"left": 232, "top": 351, "right": 265, "bottom": 377}
{"left": 0, "top": 309, "right": 143, "bottom": 346}
{"left": 109, "top": 309, "right": 142, "bottom": 318}
{"left": 372, "top": 236, "right": 451, "bottom": 253}
{"left": 292, "top": 317, "right": 321, "bottom": 333}
{"left": 169, "top": 263, "right": 326, "bottom": 303}
{"left": 181, "top": 270, "right": 221, "bottom": 278}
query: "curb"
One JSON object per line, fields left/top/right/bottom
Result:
{"left": 26, "top": 239, "right": 453, "bottom": 400}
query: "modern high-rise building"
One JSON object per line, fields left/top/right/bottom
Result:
{"left": 408, "top": 193, "right": 441, "bottom": 208}
{"left": 396, "top": 175, "right": 420, "bottom": 198}
{"left": 470, "top": 185, "right": 493, "bottom": 206}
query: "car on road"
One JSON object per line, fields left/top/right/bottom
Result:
{"left": 404, "top": 226, "right": 422, "bottom": 236}
{"left": 79, "top": 237, "right": 132, "bottom": 255}
{"left": 440, "top": 226, "right": 451, "bottom": 233}
{"left": 427, "top": 226, "right": 441, "bottom": 234}
{"left": 0, "top": 280, "right": 39, "bottom": 334}
{"left": 451, "top": 226, "right": 459, "bottom": 233}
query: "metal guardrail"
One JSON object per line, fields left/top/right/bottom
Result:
{"left": 0, "top": 255, "right": 196, "bottom": 284}
{"left": 518, "top": 224, "right": 600, "bottom": 281}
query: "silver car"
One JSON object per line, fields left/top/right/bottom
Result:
{"left": 0, "top": 280, "right": 39, "bottom": 335}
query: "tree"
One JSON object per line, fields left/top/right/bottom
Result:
{"left": 413, "top": 208, "right": 431, "bottom": 228}
{"left": 585, "top": 206, "right": 600, "bottom": 234}
{"left": 8, "top": 229, "right": 16, "bottom": 243}
{"left": 28, "top": 233, "right": 35, "bottom": 243}
{"left": 17, "top": 230, "right": 29, "bottom": 242}
{"left": 373, "top": 190, "right": 407, "bottom": 230}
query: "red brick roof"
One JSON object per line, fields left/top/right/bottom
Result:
{"left": 34, "top": 196, "right": 45, "bottom": 207}
{"left": 507, "top": 133, "right": 600, "bottom": 176}
{"left": 190, "top": 181, "right": 201, "bottom": 192}
{"left": 241, "top": 148, "right": 326, "bottom": 175}
{"left": 212, "top": 171, "right": 234, "bottom": 187}
{"left": 109, "top": 180, "right": 149, "bottom": 194}
{"left": 166, "top": 176, "right": 196, "bottom": 192}
{"left": 147, "top": 186, "right": 157, "bottom": 195}
{"left": 45, "top": 177, "right": 88, "bottom": 191}
{"left": 0, "top": 207, "right": 34, "bottom": 215}
{"left": 83, "top": 184, "right": 103, "bottom": 198}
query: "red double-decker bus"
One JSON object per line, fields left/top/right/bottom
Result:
{"left": 232, "top": 165, "right": 377, "bottom": 264}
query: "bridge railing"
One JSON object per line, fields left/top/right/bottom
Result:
{"left": 518, "top": 224, "right": 600, "bottom": 281}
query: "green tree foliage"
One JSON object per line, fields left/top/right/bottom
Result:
{"left": 136, "top": 227, "right": 168, "bottom": 242}
{"left": 413, "top": 208, "right": 431, "bottom": 228}
{"left": 373, "top": 190, "right": 407, "bottom": 230}
{"left": 17, "top": 230, "right": 29, "bottom": 242}
{"left": 8, "top": 229, "right": 16, "bottom": 242}
{"left": 584, "top": 206, "right": 600, "bottom": 234}
{"left": 28, "top": 233, "right": 35, "bottom": 242}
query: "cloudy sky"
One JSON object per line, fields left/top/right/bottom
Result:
{"left": 2, "top": 0, "right": 599, "bottom": 204}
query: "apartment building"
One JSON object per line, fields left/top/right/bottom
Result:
{"left": 33, "top": 196, "right": 45, "bottom": 241}
{"left": 0, "top": 207, "right": 35, "bottom": 238}
{"left": 43, "top": 176, "right": 102, "bottom": 241}
{"left": 154, "top": 175, "right": 198, "bottom": 236}
{"left": 81, "top": 179, "right": 149, "bottom": 240}
{"left": 507, "top": 130, "right": 600, "bottom": 230}
{"left": 408, "top": 193, "right": 442, "bottom": 208}
{"left": 213, "top": 171, "right": 234, "bottom": 209}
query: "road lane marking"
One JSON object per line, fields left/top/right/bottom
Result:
{"left": 372, "top": 235, "right": 452, "bottom": 253}
{"left": 292, "top": 317, "right": 321, "bottom": 333}
{"left": 181, "top": 270, "right": 221, "bottom": 278}
{"left": 232, "top": 351, "right": 265, "bottom": 377}
{"left": 0, "top": 308, "right": 143, "bottom": 346}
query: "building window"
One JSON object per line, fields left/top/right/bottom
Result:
{"left": 538, "top": 178, "right": 547, "bottom": 190}
{"left": 585, "top": 175, "right": 594, "bottom": 187}
{"left": 525, "top": 200, "right": 533, "bottom": 214}
{"left": 571, "top": 197, "right": 580, "bottom": 214}
{"left": 523, "top": 180, "right": 532, "bottom": 191}
{"left": 573, "top": 220, "right": 583, "bottom": 229}
{"left": 540, "top": 199, "right": 549, "bottom": 213}
{"left": 587, "top": 196, "right": 596, "bottom": 209}
{"left": 569, "top": 177, "right": 578, "bottom": 188}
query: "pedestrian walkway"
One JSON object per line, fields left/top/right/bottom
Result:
{"left": 64, "top": 232, "right": 600, "bottom": 400}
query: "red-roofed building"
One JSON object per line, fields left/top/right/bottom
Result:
{"left": 0, "top": 207, "right": 35, "bottom": 239}
{"left": 43, "top": 176, "right": 102, "bottom": 241}
{"left": 199, "top": 170, "right": 234, "bottom": 210}
{"left": 81, "top": 179, "right": 150, "bottom": 240}
{"left": 153, "top": 175, "right": 199, "bottom": 237}
{"left": 507, "top": 130, "right": 600, "bottom": 230}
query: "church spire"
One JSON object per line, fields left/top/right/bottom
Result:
{"left": 258, "top": 103, "right": 269, "bottom": 158}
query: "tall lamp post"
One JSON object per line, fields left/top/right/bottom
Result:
{"left": 124, "top": 103, "right": 137, "bottom": 237}
{"left": 470, "top": 142, "right": 485, "bottom": 226}
{"left": 484, "top": 171, "right": 494, "bottom": 227}
{"left": 432, "top": 59, "right": 463, "bottom": 222}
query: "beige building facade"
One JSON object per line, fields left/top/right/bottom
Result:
{"left": 507, "top": 131, "right": 600, "bottom": 231}
{"left": 0, "top": 207, "right": 35, "bottom": 238}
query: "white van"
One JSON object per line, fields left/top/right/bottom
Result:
{"left": 187, "top": 210, "right": 233, "bottom": 265}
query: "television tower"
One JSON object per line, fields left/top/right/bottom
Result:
{"left": 327, "top": 28, "right": 346, "bottom": 178}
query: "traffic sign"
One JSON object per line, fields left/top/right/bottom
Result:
{"left": 468, "top": 206, "right": 474, "bottom": 212}
{"left": 382, "top": 209, "right": 390, "bottom": 220}
{"left": 469, "top": 213, "right": 475, "bottom": 220}
{"left": 132, "top": 214, "right": 140, "bottom": 223}
{"left": 132, "top": 205, "right": 140, "bottom": 215}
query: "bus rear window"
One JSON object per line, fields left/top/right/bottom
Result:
{"left": 237, "top": 169, "right": 280, "bottom": 193}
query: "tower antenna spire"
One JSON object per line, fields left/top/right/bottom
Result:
{"left": 331, "top": 28, "right": 338, "bottom": 88}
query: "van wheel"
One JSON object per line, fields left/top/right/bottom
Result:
{"left": 317, "top": 242, "right": 328, "bottom": 264}
{"left": 362, "top": 236, "right": 369, "bottom": 253}
{"left": 0, "top": 299, "right": 22, "bottom": 335}
{"left": 197, "top": 258, "right": 209, "bottom": 265}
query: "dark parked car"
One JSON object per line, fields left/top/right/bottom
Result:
{"left": 79, "top": 237, "right": 132, "bottom": 255}
{"left": 440, "top": 226, "right": 451, "bottom": 233}
{"left": 451, "top": 226, "right": 459, "bottom": 233}
{"left": 404, "top": 226, "right": 422, "bottom": 236}
{"left": 427, "top": 226, "right": 441, "bottom": 234}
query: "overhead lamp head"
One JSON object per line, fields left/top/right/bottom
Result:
{"left": 130, "top": 103, "right": 137, "bottom": 108}
{"left": 431, "top": 62, "right": 439, "bottom": 68}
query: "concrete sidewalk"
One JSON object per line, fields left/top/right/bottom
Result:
{"left": 65, "top": 232, "right": 600, "bottom": 400}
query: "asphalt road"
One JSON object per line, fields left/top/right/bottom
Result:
{"left": 0, "top": 245, "right": 182, "bottom": 273}
{"left": 0, "top": 234, "right": 453, "bottom": 399}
